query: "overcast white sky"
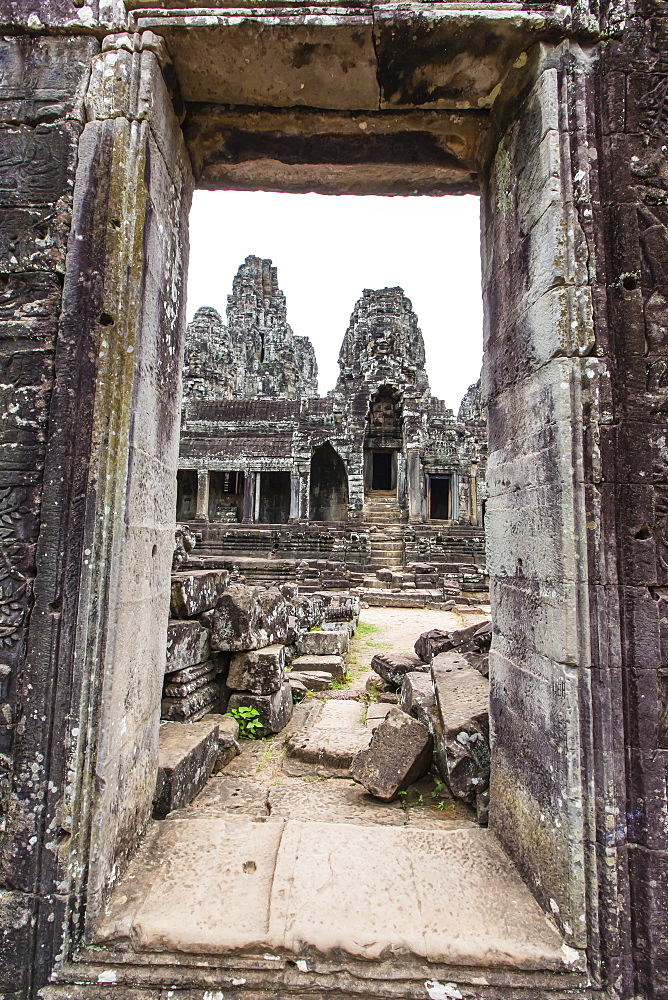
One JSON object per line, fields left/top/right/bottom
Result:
{"left": 187, "top": 191, "right": 483, "bottom": 412}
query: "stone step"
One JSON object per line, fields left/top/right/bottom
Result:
{"left": 153, "top": 718, "right": 228, "bottom": 818}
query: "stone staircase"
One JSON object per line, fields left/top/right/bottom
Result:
{"left": 361, "top": 490, "right": 405, "bottom": 524}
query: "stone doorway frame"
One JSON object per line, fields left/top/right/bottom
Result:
{"left": 8, "top": 7, "right": 662, "bottom": 998}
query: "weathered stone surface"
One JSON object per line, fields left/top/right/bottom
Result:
{"left": 153, "top": 720, "right": 220, "bottom": 818}
{"left": 165, "top": 619, "right": 210, "bottom": 674}
{"left": 400, "top": 670, "right": 436, "bottom": 717}
{"left": 227, "top": 682, "right": 293, "bottom": 736}
{"left": 161, "top": 682, "right": 220, "bottom": 723}
{"left": 163, "top": 667, "right": 218, "bottom": 699}
{"left": 298, "top": 628, "right": 349, "bottom": 656}
{"left": 186, "top": 106, "right": 483, "bottom": 196}
{"left": 288, "top": 669, "right": 333, "bottom": 691}
{"left": 290, "top": 653, "right": 346, "bottom": 681}
{"left": 164, "top": 657, "right": 223, "bottom": 687}
{"left": 211, "top": 582, "right": 290, "bottom": 651}
{"left": 415, "top": 620, "right": 490, "bottom": 664}
{"left": 227, "top": 643, "right": 286, "bottom": 695}
{"left": 350, "top": 707, "right": 433, "bottom": 801}
{"left": 371, "top": 650, "right": 428, "bottom": 687}
{"left": 432, "top": 652, "right": 490, "bottom": 805}
{"left": 286, "top": 699, "right": 370, "bottom": 770}
{"left": 170, "top": 569, "right": 229, "bottom": 618}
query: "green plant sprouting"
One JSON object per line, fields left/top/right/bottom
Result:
{"left": 226, "top": 705, "right": 263, "bottom": 739}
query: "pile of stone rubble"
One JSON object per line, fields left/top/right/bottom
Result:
{"left": 351, "top": 619, "right": 492, "bottom": 823}
{"left": 156, "top": 532, "right": 361, "bottom": 817}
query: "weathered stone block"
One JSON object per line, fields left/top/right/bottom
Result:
{"left": 161, "top": 682, "right": 220, "bottom": 722}
{"left": 0, "top": 123, "right": 79, "bottom": 207}
{"left": 288, "top": 669, "right": 333, "bottom": 691}
{"left": 211, "top": 582, "right": 290, "bottom": 651}
{"left": 170, "top": 569, "right": 229, "bottom": 618}
{"left": 298, "top": 628, "right": 349, "bottom": 656}
{"left": 400, "top": 671, "right": 435, "bottom": 717}
{"left": 227, "top": 643, "right": 286, "bottom": 694}
{"left": 0, "top": 35, "right": 97, "bottom": 124}
{"left": 290, "top": 653, "right": 346, "bottom": 681}
{"left": 371, "top": 650, "right": 428, "bottom": 686}
{"left": 228, "top": 683, "right": 293, "bottom": 736}
{"left": 153, "top": 719, "right": 220, "bottom": 818}
{"left": 165, "top": 619, "right": 210, "bottom": 674}
{"left": 350, "top": 706, "right": 432, "bottom": 801}
{"left": 432, "top": 652, "right": 490, "bottom": 805}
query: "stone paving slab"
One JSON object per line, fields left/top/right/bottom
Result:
{"left": 284, "top": 699, "right": 372, "bottom": 771}
{"left": 94, "top": 817, "right": 576, "bottom": 973}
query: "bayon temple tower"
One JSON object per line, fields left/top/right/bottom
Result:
{"left": 177, "top": 256, "right": 488, "bottom": 598}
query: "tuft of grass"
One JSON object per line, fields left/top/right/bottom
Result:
{"left": 356, "top": 622, "right": 379, "bottom": 637}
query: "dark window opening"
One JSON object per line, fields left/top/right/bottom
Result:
{"left": 176, "top": 469, "right": 197, "bottom": 520}
{"left": 372, "top": 452, "right": 393, "bottom": 491}
{"left": 429, "top": 476, "right": 451, "bottom": 520}
{"left": 310, "top": 442, "right": 348, "bottom": 521}
{"left": 258, "top": 471, "right": 291, "bottom": 523}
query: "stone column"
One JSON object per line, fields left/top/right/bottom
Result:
{"left": 469, "top": 461, "right": 478, "bottom": 526}
{"left": 298, "top": 464, "right": 310, "bottom": 520}
{"left": 6, "top": 33, "right": 194, "bottom": 987}
{"left": 407, "top": 449, "right": 422, "bottom": 523}
{"left": 242, "top": 472, "right": 255, "bottom": 523}
{"left": 195, "top": 469, "right": 210, "bottom": 521}
{"left": 480, "top": 41, "right": 604, "bottom": 966}
{"left": 254, "top": 472, "right": 261, "bottom": 521}
{"left": 289, "top": 469, "right": 300, "bottom": 521}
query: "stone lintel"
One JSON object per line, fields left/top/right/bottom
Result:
{"left": 184, "top": 105, "right": 487, "bottom": 194}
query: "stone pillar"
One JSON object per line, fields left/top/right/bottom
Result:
{"left": 407, "top": 449, "right": 422, "bottom": 523}
{"left": 469, "top": 461, "right": 479, "bottom": 526}
{"left": 242, "top": 472, "right": 255, "bottom": 523}
{"left": 289, "top": 469, "right": 300, "bottom": 521}
{"left": 195, "top": 469, "right": 210, "bottom": 521}
{"left": 3, "top": 36, "right": 194, "bottom": 989}
{"left": 254, "top": 472, "right": 261, "bottom": 521}
{"left": 480, "top": 41, "right": 613, "bottom": 970}
{"left": 298, "top": 464, "right": 310, "bottom": 520}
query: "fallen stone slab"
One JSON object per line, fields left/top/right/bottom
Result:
{"left": 170, "top": 569, "right": 229, "bottom": 618}
{"left": 400, "top": 671, "right": 436, "bottom": 717}
{"left": 285, "top": 699, "right": 370, "bottom": 770}
{"left": 204, "top": 713, "right": 240, "bottom": 772}
{"left": 350, "top": 706, "right": 433, "bottom": 801}
{"left": 288, "top": 669, "right": 333, "bottom": 691}
{"left": 161, "top": 681, "right": 220, "bottom": 722}
{"left": 227, "top": 643, "right": 286, "bottom": 694}
{"left": 365, "top": 674, "right": 398, "bottom": 703}
{"left": 364, "top": 702, "right": 392, "bottom": 728}
{"left": 290, "top": 653, "right": 346, "bottom": 681}
{"left": 153, "top": 719, "right": 220, "bottom": 818}
{"left": 472, "top": 620, "right": 493, "bottom": 650}
{"left": 431, "top": 651, "right": 490, "bottom": 806}
{"left": 415, "top": 620, "right": 490, "bottom": 663}
{"left": 462, "top": 650, "right": 489, "bottom": 677}
{"left": 211, "top": 583, "right": 290, "bottom": 651}
{"left": 371, "top": 650, "right": 428, "bottom": 687}
{"left": 227, "top": 682, "right": 293, "bottom": 736}
{"left": 298, "top": 628, "right": 349, "bottom": 656}
{"left": 165, "top": 619, "right": 211, "bottom": 674}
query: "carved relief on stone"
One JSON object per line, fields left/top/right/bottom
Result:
{"left": 639, "top": 75, "right": 668, "bottom": 138}
{"left": 0, "top": 488, "right": 32, "bottom": 652}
